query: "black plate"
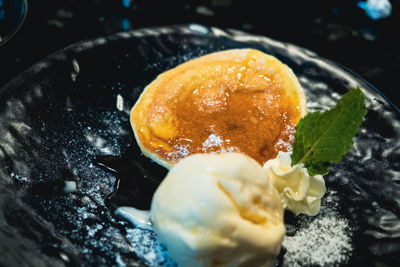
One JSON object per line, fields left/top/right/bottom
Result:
{"left": 0, "top": 24, "right": 399, "bottom": 267}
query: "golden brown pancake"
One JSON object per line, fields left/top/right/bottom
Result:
{"left": 130, "top": 49, "right": 306, "bottom": 169}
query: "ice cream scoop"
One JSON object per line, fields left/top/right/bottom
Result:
{"left": 150, "top": 152, "right": 285, "bottom": 267}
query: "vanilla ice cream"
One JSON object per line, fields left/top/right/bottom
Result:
{"left": 263, "top": 151, "right": 326, "bottom": 216}
{"left": 150, "top": 153, "right": 285, "bottom": 267}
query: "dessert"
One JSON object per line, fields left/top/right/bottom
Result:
{"left": 263, "top": 151, "right": 326, "bottom": 216}
{"left": 130, "top": 49, "right": 306, "bottom": 169}
{"left": 124, "top": 43, "right": 366, "bottom": 265}
{"left": 151, "top": 153, "right": 285, "bottom": 267}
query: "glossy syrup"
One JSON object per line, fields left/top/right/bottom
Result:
{"left": 93, "top": 141, "right": 168, "bottom": 211}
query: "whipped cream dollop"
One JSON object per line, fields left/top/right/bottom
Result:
{"left": 263, "top": 151, "right": 326, "bottom": 216}
{"left": 151, "top": 153, "right": 285, "bottom": 267}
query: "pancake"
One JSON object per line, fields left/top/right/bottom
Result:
{"left": 130, "top": 49, "right": 307, "bottom": 169}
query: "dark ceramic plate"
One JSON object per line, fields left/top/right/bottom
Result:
{"left": 0, "top": 25, "right": 399, "bottom": 267}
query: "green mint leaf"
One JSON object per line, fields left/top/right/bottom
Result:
{"left": 291, "top": 87, "right": 367, "bottom": 176}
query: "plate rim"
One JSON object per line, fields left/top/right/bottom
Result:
{"left": 1, "top": 24, "right": 399, "bottom": 113}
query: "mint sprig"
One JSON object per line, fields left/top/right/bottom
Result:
{"left": 291, "top": 88, "right": 367, "bottom": 176}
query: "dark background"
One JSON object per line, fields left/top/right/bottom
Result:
{"left": 1, "top": 0, "right": 399, "bottom": 108}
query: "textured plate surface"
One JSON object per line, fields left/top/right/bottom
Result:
{"left": 0, "top": 24, "right": 399, "bottom": 266}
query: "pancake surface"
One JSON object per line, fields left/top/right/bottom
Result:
{"left": 131, "top": 49, "right": 306, "bottom": 169}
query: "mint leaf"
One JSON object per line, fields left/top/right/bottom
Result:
{"left": 291, "top": 88, "right": 367, "bottom": 176}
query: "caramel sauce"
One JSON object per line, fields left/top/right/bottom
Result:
{"left": 132, "top": 49, "right": 303, "bottom": 166}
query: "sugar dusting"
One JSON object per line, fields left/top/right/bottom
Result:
{"left": 125, "top": 228, "right": 177, "bottom": 267}
{"left": 115, "top": 189, "right": 354, "bottom": 267}
{"left": 282, "top": 189, "right": 354, "bottom": 267}
{"left": 59, "top": 105, "right": 177, "bottom": 266}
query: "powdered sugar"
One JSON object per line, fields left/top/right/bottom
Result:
{"left": 282, "top": 189, "right": 354, "bottom": 266}
{"left": 125, "top": 228, "right": 177, "bottom": 267}
{"left": 115, "top": 188, "right": 354, "bottom": 267}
